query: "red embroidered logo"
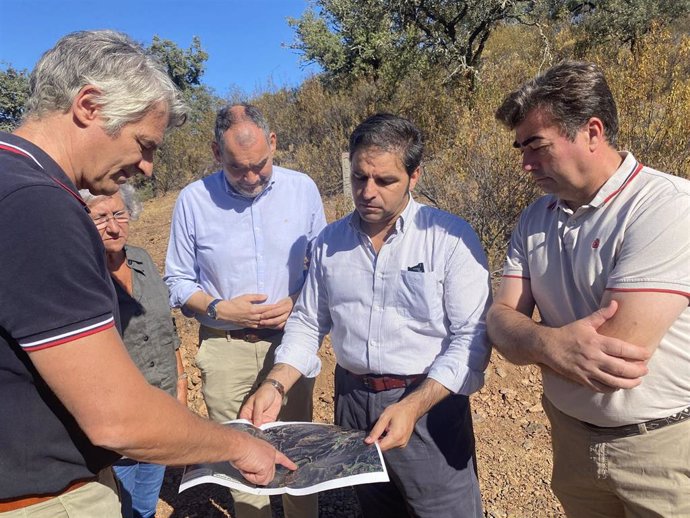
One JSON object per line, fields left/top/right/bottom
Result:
{"left": 592, "top": 238, "right": 600, "bottom": 249}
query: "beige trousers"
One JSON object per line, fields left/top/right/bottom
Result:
{"left": 543, "top": 396, "right": 690, "bottom": 518}
{"left": 195, "top": 327, "right": 318, "bottom": 518}
{"left": 0, "top": 469, "right": 121, "bottom": 518}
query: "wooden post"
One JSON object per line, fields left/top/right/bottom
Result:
{"left": 341, "top": 151, "right": 354, "bottom": 211}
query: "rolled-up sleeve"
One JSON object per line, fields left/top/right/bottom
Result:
{"left": 427, "top": 225, "right": 492, "bottom": 395}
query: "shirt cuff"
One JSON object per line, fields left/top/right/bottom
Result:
{"left": 427, "top": 364, "right": 485, "bottom": 396}
{"left": 170, "top": 283, "right": 204, "bottom": 311}
{"left": 275, "top": 342, "right": 322, "bottom": 379}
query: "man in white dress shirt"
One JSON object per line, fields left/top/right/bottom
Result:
{"left": 164, "top": 104, "right": 325, "bottom": 518}
{"left": 241, "top": 113, "right": 492, "bottom": 518}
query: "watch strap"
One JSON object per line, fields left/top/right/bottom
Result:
{"left": 206, "top": 298, "right": 222, "bottom": 319}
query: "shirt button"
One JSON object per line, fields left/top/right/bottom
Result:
{"left": 143, "top": 335, "right": 149, "bottom": 342}
{"left": 149, "top": 361, "right": 155, "bottom": 367}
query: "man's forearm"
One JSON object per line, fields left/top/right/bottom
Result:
{"left": 30, "top": 329, "right": 257, "bottom": 466}
{"left": 402, "top": 378, "right": 452, "bottom": 420}
{"left": 265, "top": 362, "right": 304, "bottom": 394}
{"left": 487, "top": 303, "right": 547, "bottom": 366}
{"left": 103, "top": 384, "right": 252, "bottom": 464}
{"left": 183, "top": 290, "right": 216, "bottom": 316}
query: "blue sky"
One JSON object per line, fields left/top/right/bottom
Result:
{"left": 0, "top": 0, "right": 320, "bottom": 96}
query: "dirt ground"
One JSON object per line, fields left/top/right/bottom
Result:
{"left": 128, "top": 192, "right": 565, "bottom": 518}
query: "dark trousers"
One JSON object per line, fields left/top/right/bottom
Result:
{"left": 334, "top": 365, "right": 483, "bottom": 518}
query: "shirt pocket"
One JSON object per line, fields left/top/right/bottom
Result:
{"left": 396, "top": 270, "right": 442, "bottom": 321}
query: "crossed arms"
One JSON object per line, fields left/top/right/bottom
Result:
{"left": 487, "top": 276, "right": 688, "bottom": 392}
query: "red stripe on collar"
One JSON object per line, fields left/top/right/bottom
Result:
{"left": 0, "top": 143, "right": 32, "bottom": 158}
{"left": 0, "top": 140, "right": 85, "bottom": 207}
{"left": 602, "top": 162, "right": 644, "bottom": 205}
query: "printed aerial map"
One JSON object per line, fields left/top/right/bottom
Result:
{"left": 180, "top": 421, "right": 389, "bottom": 495}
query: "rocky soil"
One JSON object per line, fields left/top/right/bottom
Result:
{"left": 129, "top": 193, "right": 565, "bottom": 518}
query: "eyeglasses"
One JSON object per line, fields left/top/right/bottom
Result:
{"left": 91, "top": 210, "right": 130, "bottom": 229}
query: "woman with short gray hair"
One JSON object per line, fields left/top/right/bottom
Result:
{"left": 82, "top": 186, "right": 187, "bottom": 518}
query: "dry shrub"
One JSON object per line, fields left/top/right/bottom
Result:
{"left": 254, "top": 78, "right": 384, "bottom": 196}
{"left": 602, "top": 28, "right": 690, "bottom": 178}
{"left": 147, "top": 23, "right": 688, "bottom": 269}
{"left": 400, "top": 28, "right": 547, "bottom": 270}
{"left": 147, "top": 88, "right": 220, "bottom": 196}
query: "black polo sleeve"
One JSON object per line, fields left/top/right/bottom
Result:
{"left": 0, "top": 184, "right": 116, "bottom": 351}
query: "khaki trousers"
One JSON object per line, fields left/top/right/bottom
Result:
{"left": 196, "top": 327, "right": 318, "bottom": 518}
{"left": 0, "top": 469, "right": 121, "bottom": 518}
{"left": 543, "top": 396, "right": 690, "bottom": 518}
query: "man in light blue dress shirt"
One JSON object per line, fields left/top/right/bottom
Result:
{"left": 164, "top": 104, "right": 326, "bottom": 518}
{"left": 241, "top": 113, "right": 492, "bottom": 518}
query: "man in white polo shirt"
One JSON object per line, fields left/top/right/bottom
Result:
{"left": 487, "top": 60, "right": 690, "bottom": 517}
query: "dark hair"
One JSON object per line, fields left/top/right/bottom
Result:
{"left": 349, "top": 113, "right": 424, "bottom": 175}
{"left": 495, "top": 60, "right": 619, "bottom": 147}
{"left": 214, "top": 103, "right": 270, "bottom": 145}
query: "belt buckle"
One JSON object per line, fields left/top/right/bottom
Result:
{"left": 361, "top": 376, "right": 374, "bottom": 390}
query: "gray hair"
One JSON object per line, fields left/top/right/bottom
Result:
{"left": 495, "top": 60, "right": 619, "bottom": 147}
{"left": 349, "top": 113, "right": 424, "bottom": 176}
{"left": 214, "top": 103, "right": 271, "bottom": 147}
{"left": 25, "top": 30, "right": 187, "bottom": 135}
{"left": 79, "top": 183, "right": 142, "bottom": 220}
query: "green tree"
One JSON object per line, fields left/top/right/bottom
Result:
{"left": 138, "top": 85, "right": 223, "bottom": 197}
{"left": 130, "top": 36, "right": 221, "bottom": 197}
{"left": 288, "top": 0, "right": 418, "bottom": 85}
{"left": 543, "top": 0, "right": 690, "bottom": 52}
{"left": 289, "top": 0, "right": 533, "bottom": 86}
{"left": 0, "top": 65, "right": 29, "bottom": 131}
{"left": 393, "top": 0, "right": 533, "bottom": 81}
{"left": 149, "top": 36, "right": 209, "bottom": 91}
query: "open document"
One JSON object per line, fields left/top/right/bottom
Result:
{"left": 179, "top": 420, "right": 389, "bottom": 496}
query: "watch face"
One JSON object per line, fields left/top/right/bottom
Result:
{"left": 207, "top": 299, "right": 220, "bottom": 319}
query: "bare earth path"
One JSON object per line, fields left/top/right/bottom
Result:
{"left": 129, "top": 193, "right": 564, "bottom": 518}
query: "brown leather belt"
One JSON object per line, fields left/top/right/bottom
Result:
{"left": 202, "top": 325, "right": 282, "bottom": 343}
{"left": 0, "top": 477, "right": 96, "bottom": 512}
{"left": 582, "top": 405, "right": 690, "bottom": 438}
{"left": 347, "top": 370, "right": 426, "bottom": 392}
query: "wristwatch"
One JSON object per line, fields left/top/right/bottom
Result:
{"left": 206, "top": 298, "right": 222, "bottom": 320}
